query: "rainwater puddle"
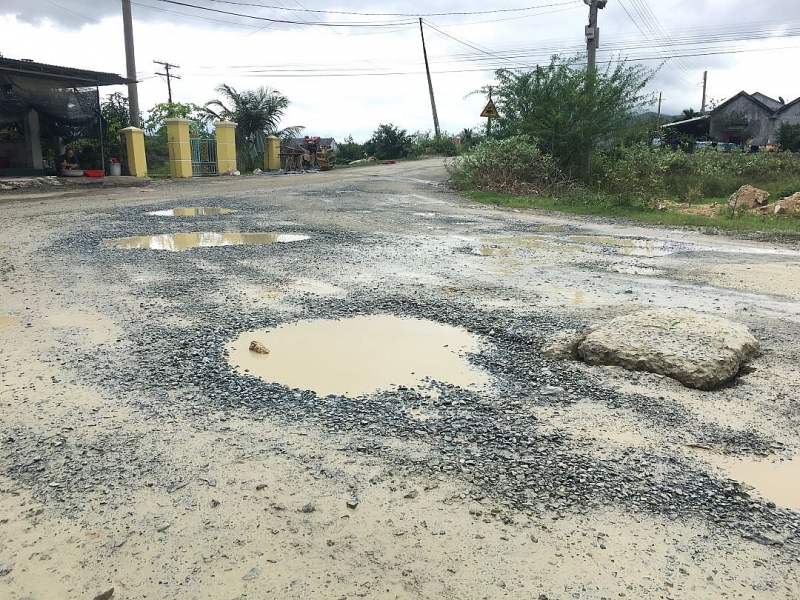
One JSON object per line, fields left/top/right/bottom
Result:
{"left": 473, "top": 247, "right": 511, "bottom": 256}
{"left": 534, "top": 225, "right": 566, "bottom": 232}
{"left": 146, "top": 207, "right": 236, "bottom": 217}
{"left": 569, "top": 236, "right": 673, "bottom": 257}
{"left": 0, "top": 316, "right": 19, "bottom": 327}
{"left": 104, "top": 232, "right": 309, "bottom": 251}
{"left": 227, "top": 315, "right": 490, "bottom": 398}
{"left": 695, "top": 451, "right": 800, "bottom": 511}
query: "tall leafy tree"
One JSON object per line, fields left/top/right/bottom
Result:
{"left": 144, "top": 101, "right": 206, "bottom": 136}
{"left": 202, "top": 84, "right": 301, "bottom": 171}
{"left": 364, "top": 123, "right": 411, "bottom": 160}
{"left": 487, "top": 55, "right": 655, "bottom": 176}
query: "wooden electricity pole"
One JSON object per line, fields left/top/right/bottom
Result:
{"left": 154, "top": 60, "right": 181, "bottom": 103}
{"left": 419, "top": 18, "right": 441, "bottom": 137}
{"left": 121, "top": 0, "right": 140, "bottom": 127}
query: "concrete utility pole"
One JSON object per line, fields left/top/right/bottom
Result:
{"left": 121, "top": 0, "right": 140, "bottom": 127}
{"left": 655, "top": 91, "right": 662, "bottom": 142}
{"left": 154, "top": 60, "right": 181, "bottom": 103}
{"left": 419, "top": 18, "right": 441, "bottom": 137}
{"left": 701, "top": 70, "right": 708, "bottom": 114}
{"left": 581, "top": 0, "right": 607, "bottom": 177}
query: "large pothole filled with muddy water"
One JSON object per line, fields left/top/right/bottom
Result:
{"left": 227, "top": 315, "right": 490, "bottom": 397}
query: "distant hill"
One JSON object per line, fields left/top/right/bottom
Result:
{"left": 631, "top": 111, "right": 677, "bottom": 123}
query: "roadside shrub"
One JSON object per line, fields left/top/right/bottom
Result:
{"left": 591, "top": 144, "right": 667, "bottom": 207}
{"left": 778, "top": 122, "right": 800, "bottom": 152}
{"left": 446, "top": 136, "right": 566, "bottom": 195}
{"left": 409, "top": 130, "right": 459, "bottom": 158}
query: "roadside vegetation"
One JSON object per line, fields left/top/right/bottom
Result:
{"left": 444, "top": 54, "right": 800, "bottom": 232}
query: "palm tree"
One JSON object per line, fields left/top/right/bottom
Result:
{"left": 202, "top": 84, "right": 302, "bottom": 171}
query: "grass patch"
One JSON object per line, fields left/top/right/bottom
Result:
{"left": 464, "top": 189, "right": 800, "bottom": 238}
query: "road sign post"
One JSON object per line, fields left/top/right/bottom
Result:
{"left": 481, "top": 99, "right": 499, "bottom": 137}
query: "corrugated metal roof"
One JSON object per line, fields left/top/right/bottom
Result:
{"left": 0, "top": 57, "right": 131, "bottom": 86}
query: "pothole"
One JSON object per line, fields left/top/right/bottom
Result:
{"left": 0, "top": 316, "right": 19, "bottom": 327}
{"left": 103, "top": 232, "right": 309, "bottom": 251}
{"left": 693, "top": 450, "right": 800, "bottom": 511}
{"left": 568, "top": 236, "right": 674, "bottom": 257}
{"left": 227, "top": 315, "right": 490, "bottom": 398}
{"left": 146, "top": 207, "right": 236, "bottom": 217}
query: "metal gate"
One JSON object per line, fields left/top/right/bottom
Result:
{"left": 190, "top": 137, "right": 218, "bottom": 177}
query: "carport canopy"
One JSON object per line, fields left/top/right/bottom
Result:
{"left": 0, "top": 57, "right": 131, "bottom": 126}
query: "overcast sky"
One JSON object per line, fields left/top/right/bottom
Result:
{"left": 2, "top": 0, "right": 799, "bottom": 142}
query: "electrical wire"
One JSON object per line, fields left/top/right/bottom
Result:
{"left": 150, "top": 0, "right": 420, "bottom": 26}
{"left": 198, "top": 0, "right": 582, "bottom": 18}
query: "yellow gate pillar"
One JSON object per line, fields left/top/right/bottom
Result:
{"left": 215, "top": 121, "right": 238, "bottom": 174}
{"left": 265, "top": 135, "right": 280, "bottom": 171}
{"left": 119, "top": 126, "right": 147, "bottom": 177}
{"left": 165, "top": 118, "right": 193, "bottom": 178}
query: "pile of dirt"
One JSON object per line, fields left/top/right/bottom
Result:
{"left": 756, "top": 191, "right": 800, "bottom": 216}
{"left": 729, "top": 185, "right": 770, "bottom": 210}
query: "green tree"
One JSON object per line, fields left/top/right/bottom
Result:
{"left": 333, "top": 135, "right": 366, "bottom": 164}
{"left": 201, "top": 84, "right": 301, "bottom": 171}
{"left": 144, "top": 101, "right": 206, "bottom": 136}
{"left": 68, "top": 93, "right": 130, "bottom": 168}
{"left": 364, "top": 123, "right": 411, "bottom": 160}
{"left": 777, "top": 122, "right": 800, "bottom": 152}
{"left": 457, "top": 127, "right": 485, "bottom": 151}
{"left": 677, "top": 108, "right": 701, "bottom": 121}
{"left": 487, "top": 55, "right": 655, "bottom": 176}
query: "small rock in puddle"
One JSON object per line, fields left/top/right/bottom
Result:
{"left": 249, "top": 340, "right": 270, "bottom": 354}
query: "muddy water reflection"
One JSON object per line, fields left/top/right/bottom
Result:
{"left": 104, "top": 232, "right": 309, "bottom": 251}
{"left": 569, "top": 236, "right": 672, "bottom": 257}
{"left": 146, "top": 207, "right": 236, "bottom": 217}
{"left": 0, "top": 316, "right": 19, "bottom": 327}
{"left": 227, "top": 315, "right": 489, "bottom": 397}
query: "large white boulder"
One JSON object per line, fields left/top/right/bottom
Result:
{"left": 576, "top": 309, "right": 760, "bottom": 390}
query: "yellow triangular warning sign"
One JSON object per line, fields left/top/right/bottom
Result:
{"left": 480, "top": 99, "right": 499, "bottom": 118}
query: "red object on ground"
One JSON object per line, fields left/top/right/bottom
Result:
{"left": 382, "top": 160, "right": 396, "bottom": 165}
{"left": 84, "top": 170, "right": 104, "bottom": 178}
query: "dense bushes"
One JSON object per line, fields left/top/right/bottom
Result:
{"left": 449, "top": 136, "right": 800, "bottom": 207}
{"left": 446, "top": 136, "right": 566, "bottom": 195}
{"left": 591, "top": 145, "right": 800, "bottom": 205}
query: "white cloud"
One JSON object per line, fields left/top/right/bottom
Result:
{"left": 3, "top": 1, "right": 800, "bottom": 140}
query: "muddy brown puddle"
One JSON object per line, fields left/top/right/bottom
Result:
{"left": 227, "top": 315, "right": 490, "bottom": 397}
{"left": 104, "top": 232, "right": 309, "bottom": 251}
{"left": 692, "top": 449, "right": 800, "bottom": 511}
{"left": 146, "top": 207, "right": 236, "bottom": 217}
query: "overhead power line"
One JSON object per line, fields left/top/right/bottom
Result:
{"left": 199, "top": 0, "right": 582, "bottom": 17}
{"left": 150, "top": 0, "right": 420, "bottom": 26}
